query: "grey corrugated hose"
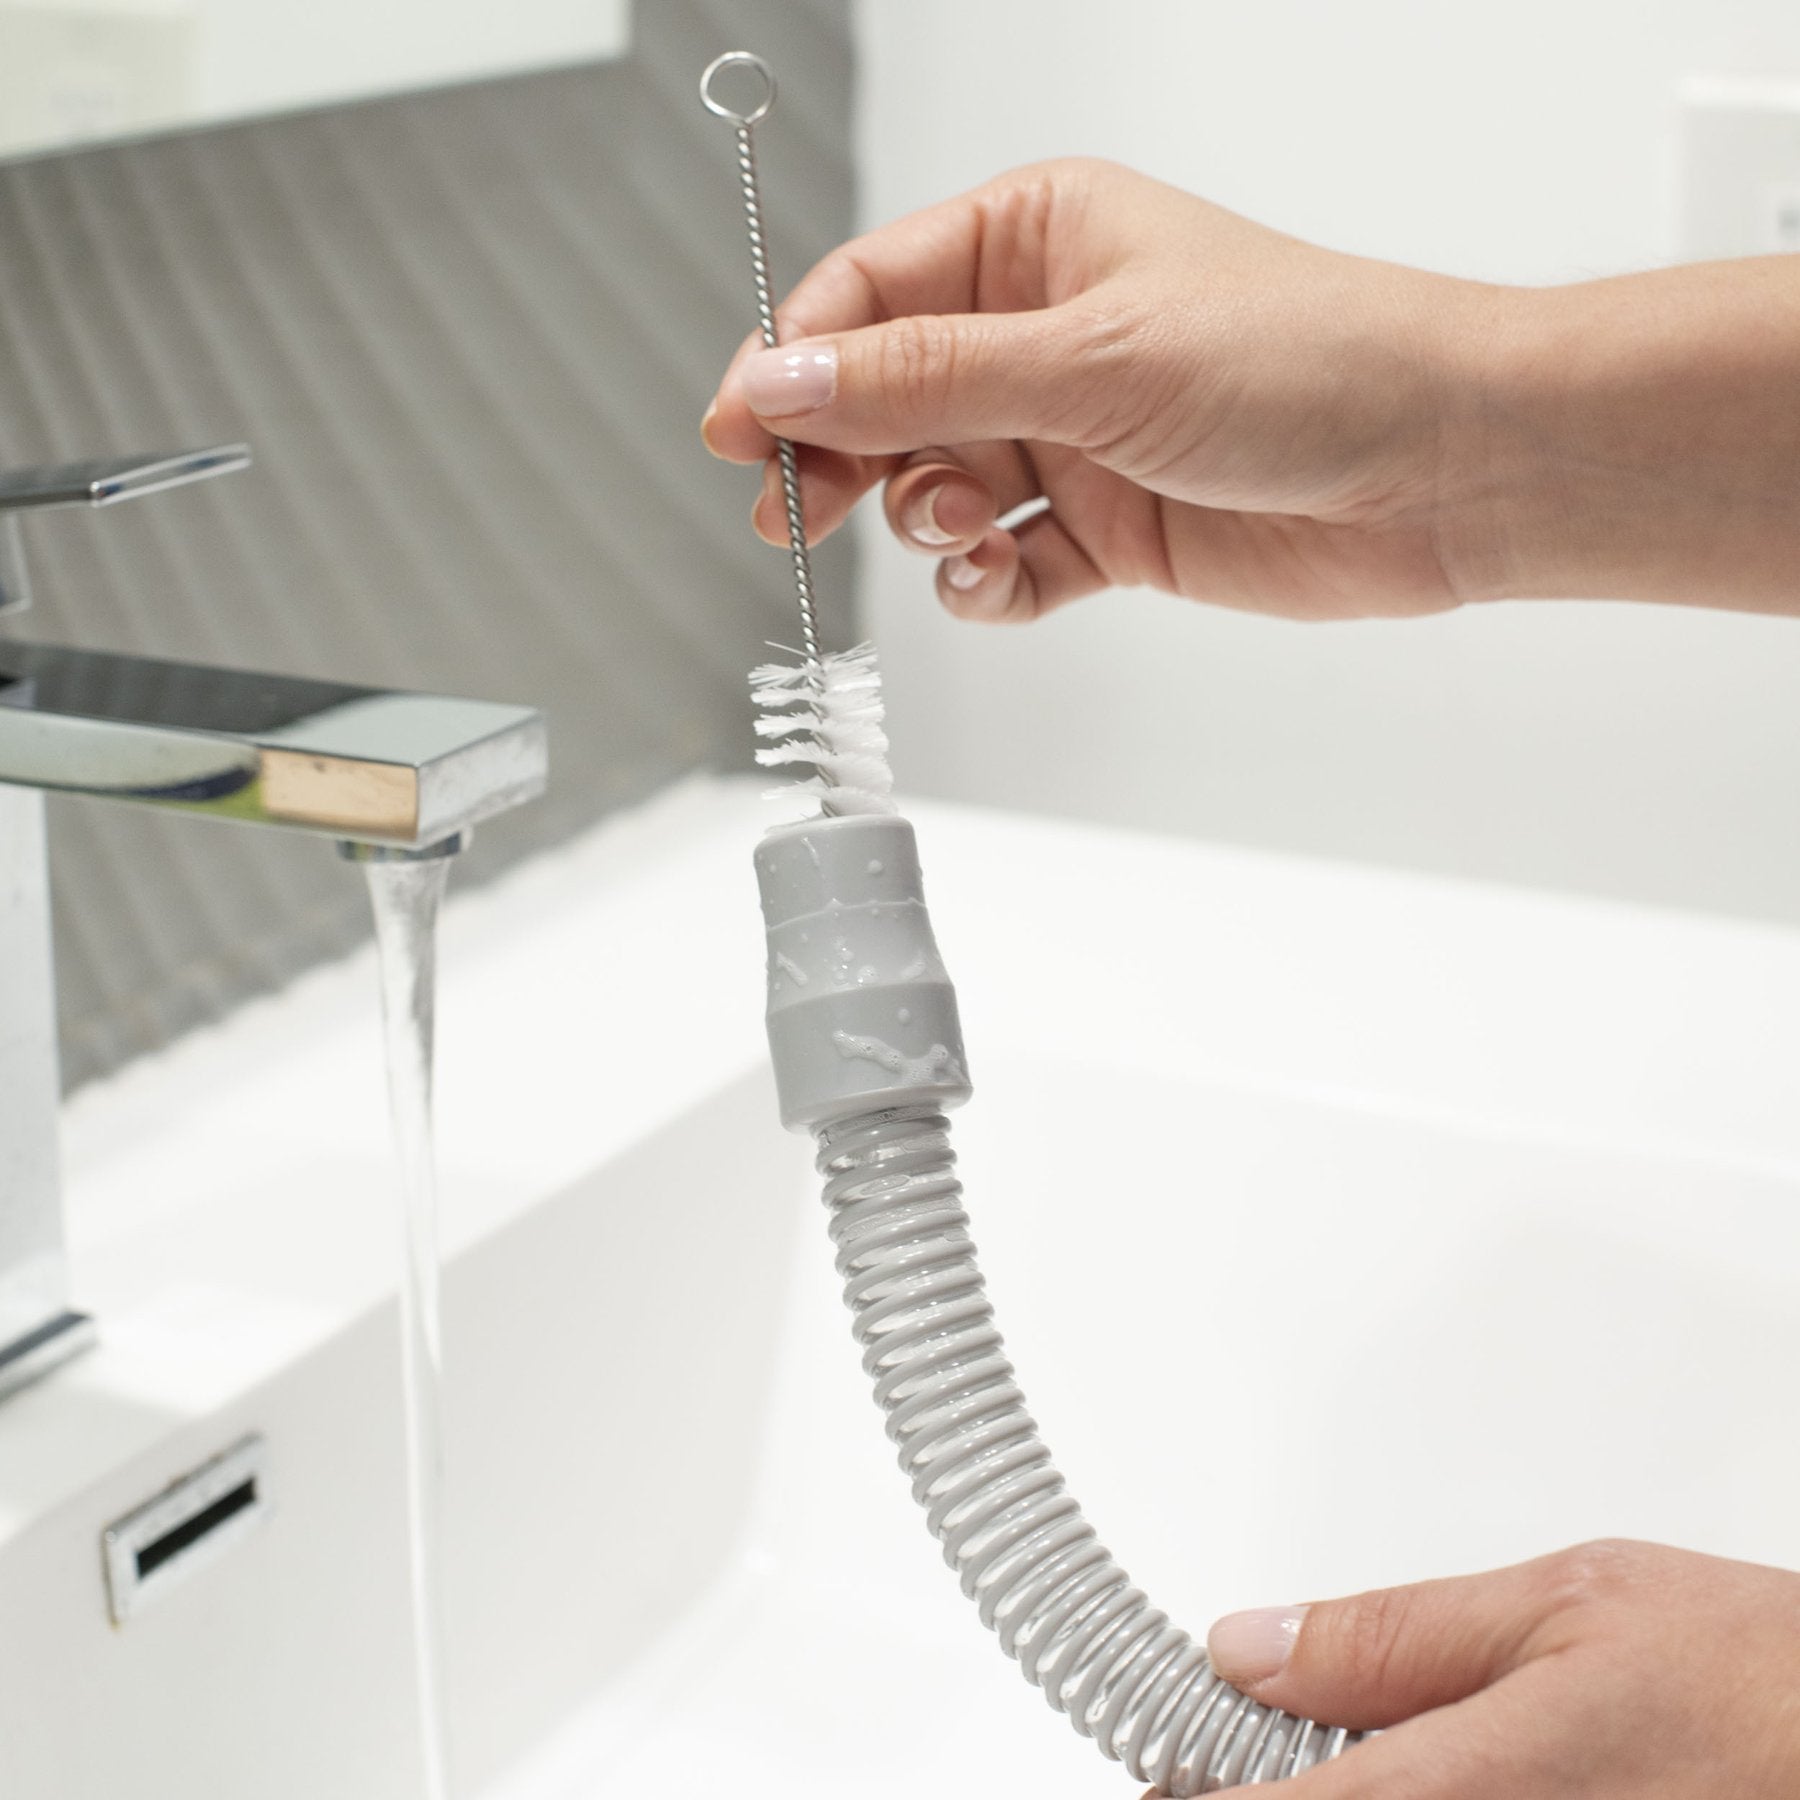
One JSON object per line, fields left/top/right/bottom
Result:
{"left": 755, "top": 813, "right": 1367, "bottom": 1794}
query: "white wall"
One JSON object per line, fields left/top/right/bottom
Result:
{"left": 855, "top": 0, "right": 1800, "bottom": 924}
{"left": 0, "top": 0, "right": 630, "bottom": 159}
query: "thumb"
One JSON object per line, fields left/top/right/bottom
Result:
{"left": 1208, "top": 1553, "right": 1568, "bottom": 1732}
{"left": 734, "top": 308, "right": 1091, "bottom": 456}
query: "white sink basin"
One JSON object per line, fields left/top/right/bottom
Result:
{"left": 4, "top": 777, "right": 1797, "bottom": 1798}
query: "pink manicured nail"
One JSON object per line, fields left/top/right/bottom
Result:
{"left": 741, "top": 344, "right": 837, "bottom": 416}
{"left": 1208, "top": 1607, "right": 1308, "bottom": 1684}
{"left": 904, "top": 486, "right": 959, "bottom": 548}
{"left": 943, "top": 553, "right": 984, "bottom": 591}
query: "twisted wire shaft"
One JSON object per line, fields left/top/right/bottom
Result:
{"left": 731, "top": 119, "right": 822, "bottom": 667}
{"left": 816, "top": 1106, "right": 1366, "bottom": 1795}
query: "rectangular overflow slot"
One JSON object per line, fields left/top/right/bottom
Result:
{"left": 103, "top": 1435, "right": 271, "bottom": 1624}
{"left": 134, "top": 1476, "right": 258, "bottom": 1581}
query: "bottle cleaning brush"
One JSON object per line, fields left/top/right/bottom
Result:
{"left": 749, "top": 643, "right": 895, "bottom": 819}
{"left": 702, "top": 51, "right": 1364, "bottom": 1793}
{"left": 699, "top": 48, "right": 896, "bottom": 824}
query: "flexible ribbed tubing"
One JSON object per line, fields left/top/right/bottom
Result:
{"left": 816, "top": 1105, "right": 1365, "bottom": 1794}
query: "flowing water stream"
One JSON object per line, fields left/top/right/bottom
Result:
{"left": 363, "top": 852, "right": 455, "bottom": 1800}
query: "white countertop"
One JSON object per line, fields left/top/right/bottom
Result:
{"left": 9, "top": 773, "right": 1797, "bottom": 1545}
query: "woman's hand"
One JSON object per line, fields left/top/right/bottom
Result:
{"left": 1185, "top": 1538, "right": 1800, "bottom": 1797}
{"left": 704, "top": 157, "right": 1497, "bottom": 624}
{"left": 704, "top": 158, "right": 1800, "bottom": 623}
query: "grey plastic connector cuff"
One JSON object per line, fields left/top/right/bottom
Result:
{"left": 754, "top": 814, "right": 973, "bottom": 1133}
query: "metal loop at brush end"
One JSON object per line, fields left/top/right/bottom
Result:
{"left": 700, "top": 48, "right": 824, "bottom": 668}
{"left": 699, "top": 51, "right": 777, "bottom": 128}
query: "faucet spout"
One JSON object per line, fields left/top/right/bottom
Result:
{"left": 0, "top": 643, "right": 546, "bottom": 849}
{"left": 0, "top": 440, "right": 548, "bottom": 1404}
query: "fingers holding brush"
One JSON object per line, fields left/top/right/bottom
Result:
{"left": 935, "top": 508, "right": 1105, "bottom": 624}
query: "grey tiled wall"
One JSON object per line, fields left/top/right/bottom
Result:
{"left": 0, "top": 0, "right": 856, "bottom": 1086}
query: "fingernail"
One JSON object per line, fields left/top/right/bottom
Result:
{"left": 1208, "top": 1607, "right": 1308, "bottom": 1685}
{"left": 741, "top": 343, "right": 837, "bottom": 416}
{"left": 904, "top": 486, "right": 960, "bottom": 548}
{"left": 943, "top": 553, "right": 984, "bottom": 591}
{"left": 699, "top": 398, "right": 723, "bottom": 455}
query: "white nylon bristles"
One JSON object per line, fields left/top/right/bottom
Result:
{"left": 749, "top": 642, "right": 897, "bottom": 821}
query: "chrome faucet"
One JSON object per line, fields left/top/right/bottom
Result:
{"left": 0, "top": 447, "right": 548, "bottom": 1403}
